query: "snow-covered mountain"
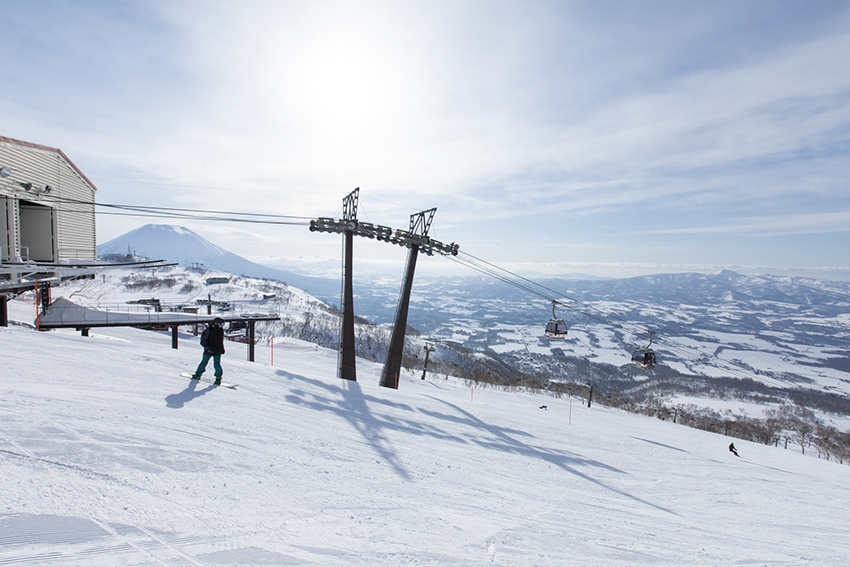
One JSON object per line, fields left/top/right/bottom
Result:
{"left": 392, "top": 270, "right": 850, "bottom": 418}
{"left": 98, "top": 224, "right": 336, "bottom": 299}
{"left": 51, "top": 263, "right": 407, "bottom": 371}
{"left": 3, "top": 297, "right": 850, "bottom": 566}
{"left": 95, "top": 224, "right": 850, "bottom": 420}
{"left": 35, "top": 259, "right": 850, "bottom": 438}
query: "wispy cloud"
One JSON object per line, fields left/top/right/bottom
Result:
{"left": 637, "top": 211, "right": 850, "bottom": 237}
{"left": 3, "top": 1, "right": 850, "bottom": 279}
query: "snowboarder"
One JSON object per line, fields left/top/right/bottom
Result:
{"left": 192, "top": 317, "right": 226, "bottom": 385}
{"left": 729, "top": 442, "right": 739, "bottom": 457}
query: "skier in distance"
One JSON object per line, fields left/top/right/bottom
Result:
{"left": 729, "top": 442, "right": 739, "bottom": 457}
{"left": 192, "top": 317, "right": 226, "bottom": 385}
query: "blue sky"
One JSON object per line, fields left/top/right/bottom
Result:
{"left": 2, "top": 0, "right": 850, "bottom": 280}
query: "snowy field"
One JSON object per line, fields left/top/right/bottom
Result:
{"left": 2, "top": 299, "right": 850, "bottom": 566}
{"left": 666, "top": 394, "right": 850, "bottom": 432}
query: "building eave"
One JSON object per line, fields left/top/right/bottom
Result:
{"left": 0, "top": 135, "right": 99, "bottom": 193}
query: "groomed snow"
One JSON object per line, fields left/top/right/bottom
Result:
{"left": 2, "top": 299, "right": 850, "bottom": 566}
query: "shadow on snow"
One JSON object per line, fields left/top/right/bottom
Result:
{"left": 166, "top": 379, "right": 215, "bottom": 409}
{"left": 277, "top": 370, "right": 678, "bottom": 514}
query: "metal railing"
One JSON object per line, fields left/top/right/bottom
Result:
{"left": 40, "top": 301, "right": 280, "bottom": 327}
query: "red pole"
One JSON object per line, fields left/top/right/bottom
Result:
{"left": 34, "top": 279, "right": 39, "bottom": 331}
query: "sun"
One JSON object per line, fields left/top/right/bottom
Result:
{"left": 263, "top": 13, "right": 420, "bottom": 142}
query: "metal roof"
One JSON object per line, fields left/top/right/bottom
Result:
{"left": 37, "top": 298, "right": 279, "bottom": 329}
{"left": 0, "top": 135, "right": 98, "bottom": 192}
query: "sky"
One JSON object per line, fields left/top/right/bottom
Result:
{"left": 2, "top": 0, "right": 850, "bottom": 280}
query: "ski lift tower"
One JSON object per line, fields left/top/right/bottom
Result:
{"left": 310, "top": 189, "right": 458, "bottom": 386}
{"left": 379, "top": 208, "right": 435, "bottom": 388}
{"left": 339, "top": 188, "right": 359, "bottom": 381}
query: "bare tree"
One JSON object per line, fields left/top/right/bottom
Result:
{"left": 793, "top": 421, "right": 814, "bottom": 455}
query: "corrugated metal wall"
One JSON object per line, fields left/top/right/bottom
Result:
{"left": 0, "top": 141, "right": 96, "bottom": 261}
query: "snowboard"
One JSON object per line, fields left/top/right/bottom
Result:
{"left": 180, "top": 372, "right": 238, "bottom": 389}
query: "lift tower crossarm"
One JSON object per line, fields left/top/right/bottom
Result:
{"left": 309, "top": 218, "right": 459, "bottom": 256}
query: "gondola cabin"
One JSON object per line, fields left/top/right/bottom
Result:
{"left": 545, "top": 302, "right": 568, "bottom": 339}
{"left": 631, "top": 349, "right": 656, "bottom": 369}
{"left": 545, "top": 318, "right": 568, "bottom": 340}
{"left": 631, "top": 330, "right": 656, "bottom": 369}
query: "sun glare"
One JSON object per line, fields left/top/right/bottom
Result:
{"left": 266, "top": 17, "right": 417, "bottom": 141}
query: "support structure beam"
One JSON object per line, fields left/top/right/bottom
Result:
{"left": 380, "top": 243, "right": 419, "bottom": 388}
{"left": 338, "top": 230, "right": 356, "bottom": 380}
{"left": 39, "top": 283, "right": 51, "bottom": 315}
{"left": 248, "top": 320, "right": 256, "bottom": 362}
{"left": 338, "top": 189, "right": 358, "bottom": 381}
{"left": 421, "top": 344, "right": 435, "bottom": 380}
{"left": 380, "top": 208, "right": 436, "bottom": 389}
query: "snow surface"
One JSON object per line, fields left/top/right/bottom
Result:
{"left": 3, "top": 299, "right": 850, "bottom": 566}
{"left": 44, "top": 266, "right": 322, "bottom": 319}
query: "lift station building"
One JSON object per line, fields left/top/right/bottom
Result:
{"left": 1, "top": 135, "right": 97, "bottom": 262}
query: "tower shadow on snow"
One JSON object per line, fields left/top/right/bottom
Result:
{"left": 277, "top": 369, "right": 413, "bottom": 481}
{"left": 276, "top": 370, "right": 678, "bottom": 514}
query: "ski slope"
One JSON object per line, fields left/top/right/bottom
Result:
{"left": 2, "top": 299, "right": 849, "bottom": 566}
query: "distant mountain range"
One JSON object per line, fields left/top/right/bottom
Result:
{"left": 97, "top": 224, "right": 850, "bottom": 417}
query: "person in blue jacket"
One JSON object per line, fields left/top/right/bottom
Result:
{"left": 192, "top": 317, "right": 226, "bottom": 384}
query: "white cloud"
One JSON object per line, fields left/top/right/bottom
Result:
{"left": 638, "top": 210, "right": 850, "bottom": 237}
{"left": 4, "top": 0, "right": 850, "bottom": 278}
